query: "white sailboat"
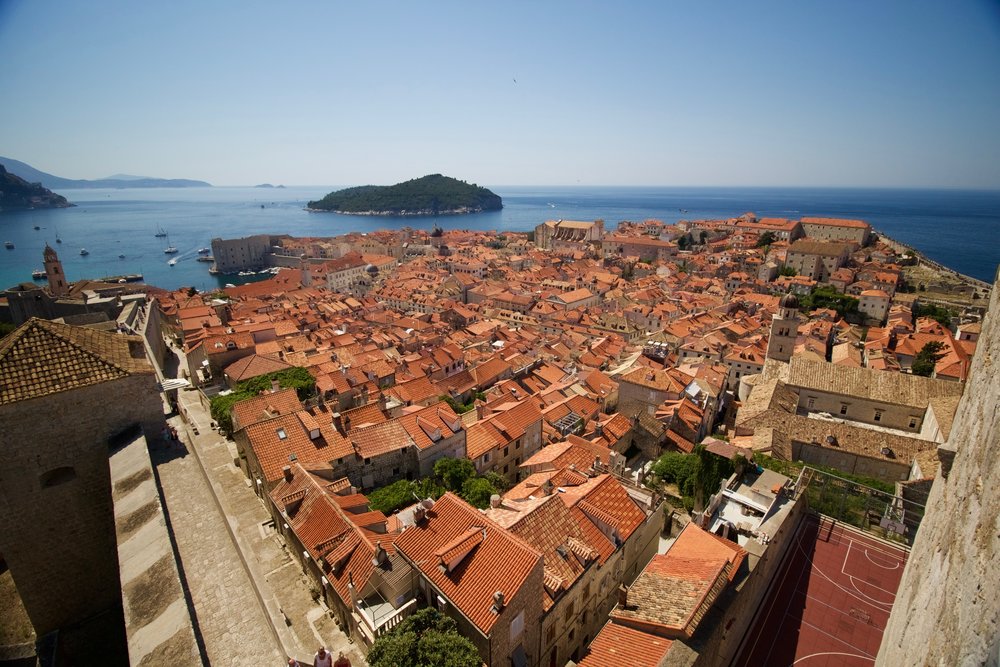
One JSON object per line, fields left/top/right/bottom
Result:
{"left": 163, "top": 233, "right": 178, "bottom": 254}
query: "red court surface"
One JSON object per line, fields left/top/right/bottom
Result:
{"left": 736, "top": 514, "right": 909, "bottom": 667}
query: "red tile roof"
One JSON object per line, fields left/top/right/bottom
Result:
{"left": 578, "top": 622, "right": 673, "bottom": 667}
{"left": 394, "top": 493, "right": 542, "bottom": 635}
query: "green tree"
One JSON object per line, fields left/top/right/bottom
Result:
{"left": 778, "top": 265, "right": 797, "bottom": 277}
{"left": 368, "top": 479, "right": 420, "bottom": 514}
{"left": 799, "top": 286, "right": 858, "bottom": 317}
{"left": 413, "top": 477, "right": 446, "bottom": 501}
{"left": 209, "top": 367, "right": 317, "bottom": 433}
{"left": 482, "top": 471, "right": 509, "bottom": 493}
{"left": 461, "top": 477, "right": 499, "bottom": 509}
{"left": 677, "top": 235, "right": 690, "bottom": 251}
{"left": 756, "top": 231, "right": 776, "bottom": 248}
{"left": 434, "top": 457, "right": 476, "bottom": 492}
{"left": 912, "top": 303, "right": 955, "bottom": 328}
{"left": 699, "top": 230, "right": 708, "bottom": 245}
{"left": 368, "top": 608, "right": 481, "bottom": 667}
{"left": 911, "top": 341, "right": 945, "bottom": 377}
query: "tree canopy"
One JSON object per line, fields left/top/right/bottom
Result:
{"left": 366, "top": 457, "right": 504, "bottom": 513}
{"left": 756, "top": 231, "right": 777, "bottom": 247}
{"left": 307, "top": 174, "right": 502, "bottom": 215}
{"left": 912, "top": 302, "right": 955, "bottom": 327}
{"left": 799, "top": 286, "right": 859, "bottom": 317}
{"left": 911, "top": 340, "right": 946, "bottom": 377}
{"left": 651, "top": 447, "right": 736, "bottom": 511}
{"left": 208, "top": 367, "right": 316, "bottom": 433}
{"left": 367, "top": 608, "right": 481, "bottom": 667}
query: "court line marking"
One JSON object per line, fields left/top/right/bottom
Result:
{"left": 794, "top": 616, "right": 876, "bottom": 659}
{"left": 843, "top": 542, "right": 900, "bottom": 592}
{"left": 816, "top": 519, "right": 911, "bottom": 560}
{"left": 792, "top": 651, "right": 875, "bottom": 665}
{"left": 744, "top": 516, "right": 815, "bottom": 665}
{"left": 742, "top": 515, "right": 902, "bottom": 665}
{"left": 804, "top": 535, "right": 894, "bottom": 610}
{"left": 797, "top": 592, "right": 886, "bottom": 632}
{"left": 863, "top": 548, "right": 900, "bottom": 569}
{"left": 841, "top": 542, "right": 899, "bottom": 602}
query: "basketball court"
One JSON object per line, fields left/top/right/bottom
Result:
{"left": 737, "top": 513, "right": 909, "bottom": 666}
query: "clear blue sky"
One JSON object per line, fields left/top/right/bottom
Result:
{"left": 1, "top": 0, "right": 998, "bottom": 188}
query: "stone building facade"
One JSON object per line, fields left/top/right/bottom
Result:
{"left": 0, "top": 319, "right": 162, "bottom": 636}
{"left": 211, "top": 234, "right": 273, "bottom": 273}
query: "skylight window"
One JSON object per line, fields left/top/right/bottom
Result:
{"left": 277, "top": 428, "right": 287, "bottom": 440}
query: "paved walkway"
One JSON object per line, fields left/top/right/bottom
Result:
{"left": 156, "top": 341, "right": 364, "bottom": 666}
{"left": 152, "top": 422, "right": 283, "bottom": 666}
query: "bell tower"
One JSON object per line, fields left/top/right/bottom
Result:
{"left": 766, "top": 292, "right": 800, "bottom": 362}
{"left": 44, "top": 244, "right": 69, "bottom": 296}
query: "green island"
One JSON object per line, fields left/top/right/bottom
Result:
{"left": 0, "top": 165, "right": 72, "bottom": 211}
{"left": 307, "top": 173, "right": 502, "bottom": 216}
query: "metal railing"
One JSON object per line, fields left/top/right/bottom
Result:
{"left": 794, "top": 467, "right": 927, "bottom": 547}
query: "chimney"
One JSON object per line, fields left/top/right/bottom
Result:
{"left": 332, "top": 412, "right": 344, "bottom": 435}
{"left": 282, "top": 465, "right": 293, "bottom": 482}
{"left": 271, "top": 378, "right": 280, "bottom": 393}
{"left": 618, "top": 584, "right": 629, "bottom": 609}
{"left": 372, "top": 541, "right": 387, "bottom": 566}
{"left": 492, "top": 590, "right": 505, "bottom": 613}
{"left": 489, "top": 494, "right": 502, "bottom": 509}
{"left": 592, "top": 456, "right": 602, "bottom": 473}
{"left": 348, "top": 572, "right": 358, "bottom": 606}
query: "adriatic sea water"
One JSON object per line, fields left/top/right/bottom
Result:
{"left": 0, "top": 186, "right": 997, "bottom": 292}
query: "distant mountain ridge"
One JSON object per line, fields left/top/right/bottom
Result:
{"left": 0, "top": 164, "right": 73, "bottom": 211}
{"left": 0, "top": 157, "right": 212, "bottom": 189}
{"left": 308, "top": 174, "right": 502, "bottom": 216}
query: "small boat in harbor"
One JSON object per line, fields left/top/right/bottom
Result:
{"left": 163, "top": 233, "right": 178, "bottom": 254}
{"left": 197, "top": 247, "right": 211, "bottom": 255}
{"left": 4, "top": 241, "right": 13, "bottom": 249}
{"left": 119, "top": 254, "right": 126, "bottom": 259}
{"left": 168, "top": 258, "right": 177, "bottom": 266}
{"left": 80, "top": 248, "right": 89, "bottom": 256}
{"left": 32, "top": 269, "right": 46, "bottom": 280}
{"left": 155, "top": 225, "right": 167, "bottom": 238}
{"left": 33, "top": 225, "right": 40, "bottom": 230}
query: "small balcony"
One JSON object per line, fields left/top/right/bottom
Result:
{"left": 353, "top": 596, "right": 417, "bottom": 645}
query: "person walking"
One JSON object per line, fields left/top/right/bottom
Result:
{"left": 313, "top": 647, "right": 333, "bottom": 667}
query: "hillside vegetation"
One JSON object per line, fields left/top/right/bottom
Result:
{"left": 0, "top": 165, "right": 72, "bottom": 211}
{"left": 308, "top": 174, "right": 502, "bottom": 215}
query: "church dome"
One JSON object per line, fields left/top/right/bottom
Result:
{"left": 779, "top": 292, "right": 799, "bottom": 309}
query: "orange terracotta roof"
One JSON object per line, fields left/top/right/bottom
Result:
{"left": 668, "top": 523, "right": 748, "bottom": 582}
{"left": 394, "top": 493, "right": 542, "bottom": 635}
{"left": 578, "top": 622, "right": 673, "bottom": 667}
{"left": 223, "top": 354, "right": 293, "bottom": 382}
{"left": 231, "top": 387, "right": 303, "bottom": 431}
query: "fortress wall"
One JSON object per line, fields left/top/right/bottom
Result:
{"left": 876, "top": 269, "right": 1000, "bottom": 666}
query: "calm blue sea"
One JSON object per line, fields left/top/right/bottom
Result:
{"left": 0, "top": 186, "right": 997, "bottom": 292}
